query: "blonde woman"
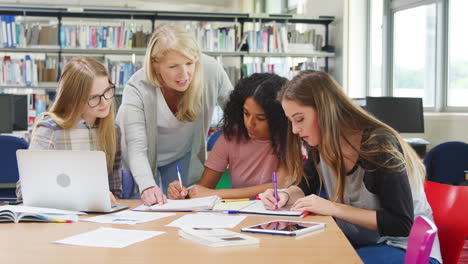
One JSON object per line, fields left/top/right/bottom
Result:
{"left": 260, "top": 70, "right": 441, "bottom": 264}
{"left": 16, "top": 57, "right": 122, "bottom": 200}
{"left": 116, "top": 25, "right": 232, "bottom": 205}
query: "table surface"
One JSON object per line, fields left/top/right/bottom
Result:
{"left": 0, "top": 200, "right": 362, "bottom": 264}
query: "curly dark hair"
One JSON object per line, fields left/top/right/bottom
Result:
{"left": 221, "top": 73, "right": 288, "bottom": 163}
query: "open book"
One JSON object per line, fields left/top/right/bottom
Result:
{"left": 133, "top": 196, "right": 220, "bottom": 212}
{"left": 179, "top": 227, "right": 259, "bottom": 247}
{"left": 0, "top": 205, "right": 80, "bottom": 223}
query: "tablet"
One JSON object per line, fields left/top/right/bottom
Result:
{"left": 240, "top": 220, "right": 326, "bottom": 236}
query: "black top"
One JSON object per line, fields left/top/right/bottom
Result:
{"left": 299, "top": 128, "right": 414, "bottom": 238}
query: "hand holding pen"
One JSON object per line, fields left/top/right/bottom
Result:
{"left": 258, "top": 189, "right": 289, "bottom": 211}
{"left": 272, "top": 171, "right": 278, "bottom": 210}
{"left": 167, "top": 164, "right": 188, "bottom": 199}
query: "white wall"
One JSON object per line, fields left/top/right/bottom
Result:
{"left": 401, "top": 113, "right": 468, "bottom": 151}
{"left": 346, "top": 0, "right": 367, "bottom": 98}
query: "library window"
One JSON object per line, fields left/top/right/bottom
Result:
{"left": 448, "top": 0, "right": 468, "bottom": 107}
{"left": 393, "top": 3, "right": 436, "bottom": 107}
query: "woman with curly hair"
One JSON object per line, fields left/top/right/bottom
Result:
{"left": 167, "top": 73, "right": 291, "bottom": 199}
{"left": 260, "top": 70, "right": 441, "bottom": 264}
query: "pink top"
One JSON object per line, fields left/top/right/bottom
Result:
{"left": 205, "top": 134, "right": 279, "bottom": 188}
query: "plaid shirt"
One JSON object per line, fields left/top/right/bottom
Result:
{"left": 16, "top": 115, "right": 122, "bottom": 198}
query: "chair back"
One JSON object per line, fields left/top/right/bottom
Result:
{"left": 404, "top": 216, "right": 438, "bottom": 264}
{"left": 0, "top": 135, "right": 29, "bottom": 197}
{"left": 207, "top": 130, "right": 222, "bottom": 151}
{"left": 423, "top": 141, "right": 468, "bottom": 184}
{"left": 424, "top": 180, "right": 468, "bottom": 264}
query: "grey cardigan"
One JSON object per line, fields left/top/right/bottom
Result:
{"left": 115, "top": 54, "right": 233, "bottom": 193}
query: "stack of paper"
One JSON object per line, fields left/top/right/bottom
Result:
{"left": 179, "top": 228, "right": 259, "bottom": 247}
{"left": 133, "top": 195, "right": 220, "bottom": 212}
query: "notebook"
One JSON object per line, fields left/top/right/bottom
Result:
{"left": 133, "top": 195, "right": 220, "bottom": 212}
{"left": 17, "top": 150, "right": 128, "bottom": 213}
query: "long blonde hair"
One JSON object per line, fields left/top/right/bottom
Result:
{"left": 46, "top": 57, "right": 117, "bottom": 172}
{"left": 144, "top": 24, "right": 203, "bottom": 122}
{"left": 280, "top": 70, "right": 425, "bottom": 202}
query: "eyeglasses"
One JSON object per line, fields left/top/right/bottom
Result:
{"left": 88, "top": 82, "right": 116, "bottom": 108}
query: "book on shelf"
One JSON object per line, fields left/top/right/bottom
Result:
{"left": 0, "top": 205, "right": 80, "bottom": 223}
{"left": 179, "top": 227, "right": 259, "bottom": 247}
{"left": 60, "top": 22, "right": 151, "bottom": 49}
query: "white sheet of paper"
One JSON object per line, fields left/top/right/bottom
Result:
{"left": 133, "top": 195, "right": 220, "bottom": 211}
{"left": 54, "top": 227, "right": 164, "bottom": 248}
{"left": 212, "top": 200, "right": 256, "bottom": 211}
{"left": 167, "top": 214, "right": 246, "bottom": 229}
{"left": 82, "top": 210, "right": 175, "bottom": 225}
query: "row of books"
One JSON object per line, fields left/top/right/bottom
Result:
{"left": 106, "top": 60, "right": 142, "bottom": 87}
{"left": 0, "top": 16, "right": 19, "bottom": 47}
{"left": 2, "top": 18, "right": 324, "bottom": 54}
{"left": 2, "top": 22, "right": 59, "bottom": 47}
{"left": 193, "top": 25, "right": 236, "bottom": 52}
{"left": 0, "top": 54, "right": 58, "bottom": 86}
{"left": 241, "top": 58, "right": 321, "bottom": 79}
{"left": 60, "top": 24, "right": 151, "bottom": 49}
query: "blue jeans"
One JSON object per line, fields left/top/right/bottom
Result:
{"left": 357, "top": 244, "right": 440, "bottom": 264}
{"left": 129, "top": 151, "right": 191, "bottom": 199}
{"left": 157, "top": 151, "right": 191, "bottom": 195}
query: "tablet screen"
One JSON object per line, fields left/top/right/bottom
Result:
{"left": 241, "top": 220, "right": 326, "bottom": 236}
{"left": 248, "top": 221, "right": 319, "bottom": 231}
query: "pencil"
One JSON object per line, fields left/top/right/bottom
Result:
{"left": 221, "top": 198, "right": 256, "bottom": 203}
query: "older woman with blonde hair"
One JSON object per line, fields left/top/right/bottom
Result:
{"left": 16, "top": 56, "right": 122, "bottom": 201}
{"left": 260, "top": 70, "right": 441, "bottom": 263}
{"left": 116, "top": 25, "right": 232, "bottom": 205}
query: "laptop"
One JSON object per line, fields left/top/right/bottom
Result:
{"left": 16, "top": 150, "right": 128, "bottom": 213}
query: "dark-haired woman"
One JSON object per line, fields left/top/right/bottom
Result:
{"left": 167, "top": 73, "right": 292, "bottom": 199}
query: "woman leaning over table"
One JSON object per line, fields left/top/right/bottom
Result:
{"left": 260, "top": 70, "right": 442, "bottom": 264}
{"left": 116, "top": 25, "right": 233, "bottom": 205}
{"left": 16, "top": 57, "right": 122, "bottom": 201}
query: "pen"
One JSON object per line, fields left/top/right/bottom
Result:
{"left": 176, "top": 164, "right": 183, "bottom": 189}
{"left": 301, "top": 211, "right": 310, "bottom": 218}
{"left": 272, "top": 171, "right": 278, "bottom": 210}
{"left": 221, "top": 198, "right": 256, "bottom": 203}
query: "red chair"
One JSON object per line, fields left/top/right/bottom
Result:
{"left": 404, "top": 216, "right": 438, "bottom": 264}
{"left": 424, "top": 181, "right": 468, "bottom": 264}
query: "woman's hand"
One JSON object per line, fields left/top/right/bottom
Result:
{"left": 260, "top": 189, "right": 289, "bottom": 210}
{"left": 290, "top": 194, "right": 337, "bottom": 216}
{"left": 110, "top": 192, "right": 117, "bottom": 204}
{"left": 188, "top": 185, "right": 216, "bottom": 198}
{"left": 167, "top": 180, "right": 188, "bottom": 199}
{"left": 141, "top": 186, "right": 167, "bottom": 206}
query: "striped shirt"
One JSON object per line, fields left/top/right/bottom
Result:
{"left": 16, "top": 115, "right": 122, "bottom": 198}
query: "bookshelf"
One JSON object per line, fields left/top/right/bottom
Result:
{"left": 0, "top": 6, "right": 335, "bottom": 120}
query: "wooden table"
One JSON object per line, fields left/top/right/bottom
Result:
{"left": 0, "top": 200, "right": 362, "bottom": 264}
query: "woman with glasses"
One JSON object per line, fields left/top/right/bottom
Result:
{"left": 15, "top": 57, "right": 122, "bottom": 201}
{"left": 116, "top": 25, "right": 232, "bottom": 205}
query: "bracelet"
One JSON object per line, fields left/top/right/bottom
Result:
{"left": 279, "top": 191, "right": 290, "bottom": 204}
